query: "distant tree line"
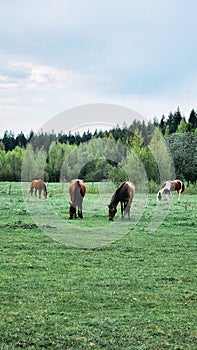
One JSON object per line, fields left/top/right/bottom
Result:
{"left": 0, "top": 107, "right": 196, "bottom": 186}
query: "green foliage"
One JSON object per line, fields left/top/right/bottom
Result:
{"left": 21, "top": 144, "right": 47, "bottom": 182}
{"left": 149, "top": 128, "right": 175, "bottom": 183}
{"left": 0, "top": 108, "right": 197, "bottom": 183}
{"left": 188, "top": 109, "right": 197, "bottom": 131}
{"left": 0, "top": 141, "right": 5, "bottom": 150}
{"left": 167, "top": 107, "right": 183, "bottom": 134}
{"left": 122, "top": 150, "right": 148, "bottom": 191}
{"left": 177, "top": 118, "right": 188, "bottom": 133}
{"left": 0, "top": 150, "right": 6, "bottom": 180}
{"left": 148, "top": 180, "right": 159, "bottom": 193}
{"left": 46, "top": 142, "right": 75, "bottom": 182}
{"left": 168, "top": 133, "right": 197, "bottom": 184}
{"left": 21, "top": 144, "right": 36, "bottom": 181}
{"left": 79, "top": 157, "right": 114, "bottom": 182}
{"left": 107, "top": 165, "right": 128, "bottom": 185}
{"left": 159, "top": 107, "right": 197, "bottom": 135}
{"left": 186, "top": 182, "right": 197, "bottom": 194}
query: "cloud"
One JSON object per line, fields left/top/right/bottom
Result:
{"left": 0, "top": 60, "right": 85, "bottom": 91}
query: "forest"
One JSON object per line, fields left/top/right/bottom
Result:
{"left": 0, "top": 107, "right": 196, "bottom": 188}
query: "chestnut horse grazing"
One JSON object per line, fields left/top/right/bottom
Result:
{"left": 29, "top": 179, "right": 48, "bottom": 198}
{"left": 69, "top": 179, "right": 86, "bottom": 219}
{"left": 157, "top": 179, "right": 185, "bottom": 201}
{"left": 108, "top": 181, "right": 135, "bottom": 221}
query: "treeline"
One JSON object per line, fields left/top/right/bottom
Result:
{"left": 0, "top": 108, "right": 196, "bottom": 186}
{"left": 1, "top": 107, "right": 196, "bottom": 152}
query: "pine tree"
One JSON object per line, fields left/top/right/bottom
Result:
{"left": 188, "top": 109, "right": 197, "bottom": 131}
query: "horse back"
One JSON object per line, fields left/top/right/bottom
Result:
{"left": 170, "top": 180, "right": 183, "bottom": 192}
{"left": 30, "top": 179, "right": 47, "bottom": 195}
{"left": 32, "top": 179, "right": 44, "bottom": 189}
{"left": 118, "top": 181, "right": 135, "bottom": 201}
{"left": 159, "top": 179, "right": 185, "bottom": 196}
{"left": 175, "top": 180, "right": 185, "bottom": 193}
{"left": 69, "top": 179, "right": 86, "bottom": 203}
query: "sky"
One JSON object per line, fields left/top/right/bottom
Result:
{"left": 0, "top": 0, "right": 197, "bottom": 137}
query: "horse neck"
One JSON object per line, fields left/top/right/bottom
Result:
{"left": 110, "top": 192, "right": 119, "bottom": 207}
{"left": 160, "top": 181, "right": 172, "bottom": 193}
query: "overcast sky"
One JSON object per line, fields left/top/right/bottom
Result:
{"left": 0, "top": 0, "right": 197, "bottom": 137}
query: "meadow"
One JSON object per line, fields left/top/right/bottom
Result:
{"left": 0, "top": 182, "right": 196, "bottom": 349}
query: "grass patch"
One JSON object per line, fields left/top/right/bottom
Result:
{"left": 0, "top": 182, "right": 196, "bottom": 349}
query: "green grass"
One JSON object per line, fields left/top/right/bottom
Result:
{"left": 0, "top": 182, "right": 196, "bottom": 349}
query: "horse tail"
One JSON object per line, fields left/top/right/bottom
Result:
{"left": 69, "top": 179, "right": 86, "bottom": 205}
{"left": 181, "top": 182, "right": 186, "bottom": 193}
{"left": 44, "top": 182, "right": 48, "bottom": 196}
{"left": 131, "top": 182, "right": 135, "bottom": 199}
{"left": 77, "top": 180, "right": 86, "bottom": 198}
{"left": 73, "top": 180, "right": 81, "bottom": 203}
{"left": 80, "top": 182, "right": 86, "bottom": 197}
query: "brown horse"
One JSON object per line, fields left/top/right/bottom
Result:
{"left": 108, "top": 181, "right": 135, "bottom": 220}
{"left": 29, "top": 179, "right": 48, "bottom": 198}
{"left": 157, "top": 179, "right": 185, "bottom": 201}
{"left": 69, "top": 179, "right": 86, "bottom": 219}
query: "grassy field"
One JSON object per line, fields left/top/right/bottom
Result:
{"left": 0, "top": 182, "right": 196, "bottom": 349}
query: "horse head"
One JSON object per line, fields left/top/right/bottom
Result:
{"left": 108, "top": 204, "right": 117, "bottom": 221}
{"left": 157, "top": 191, "right": 162, "bottom": 201}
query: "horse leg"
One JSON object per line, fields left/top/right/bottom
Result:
{"left": 124, "top": 200, "right": 131, "bottom": 219}
{"left": 166, "top": 190, "right": 171, "bottom": 200}
{"left": 78, "top": 201, "right": 83, "bottom": 218}
{"left": 120, "top": 201, "right": 124, "bottom": 218}
{"left": 35, "top": 188, "right": 37, "bottom": 197}
{"left": 78, "top": 209, "right": 83, "bottom": 218}
{"left": 70, "top": 205, "right": 77, "bottom": 219}
{"left": 126, "top": 203, "right": 131, "bottom": 219}
{"left": 164, "top": 189, "right": 171, "bottom": 200}
{"left": 39, "top": 190, "right": 41, "bottom": 199}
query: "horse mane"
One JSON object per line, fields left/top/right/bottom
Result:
{"left": 110, "top": 181, "right": 126, "bottom": 206}
{"left": 116, "top": 181, "right": 127, "bottom": 195}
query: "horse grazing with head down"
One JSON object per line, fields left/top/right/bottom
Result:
{"left": 29, "top": 179, "right": 48, "bottom": 198}
{"left": 108, "top": 181, "right": 135, "bottom": 221}
{"left": 157, "top": 179, "right": 185, "bottom": 201}
{"left": 69, "top": 179, "right": 86, "bottom": 219}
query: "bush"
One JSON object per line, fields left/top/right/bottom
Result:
{"left": 148, "top": 180, "right": 159, "bottom": 193}
{"left": 186, "top": 183, "right": 197, "bottom": 194}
